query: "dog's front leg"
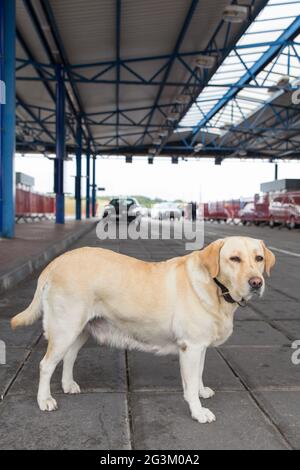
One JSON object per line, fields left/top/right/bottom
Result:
{"left": 199, "top": 347, "right": 215, "bottom": 399}
{"left": 179, "top": 343, "right": 216, "bottom": 424}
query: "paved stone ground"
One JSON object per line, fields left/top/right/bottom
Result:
{"left": 0, "top": 219, "right": 95, "bottom": 279}
{"left": 0, "top": 221, "right": 299, "bottom": 449}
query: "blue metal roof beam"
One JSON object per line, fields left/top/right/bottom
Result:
{"left": 191, "top": 16, "right": 300, "bottom": 146}
{"left": 17, "top": 29, "right": 75, "bottom": 143}
{"left": 17, "top": 95, "right": 55, "bottom": 142}
{"left": 16, "top": 29, "right": 55, "bottom": 101}
{"left": 40, "top": 0, "right": 96, "bottom": 152}
{"left": 138, "top": 0, "right": 199, "bottom": 148}
{"left": 156, "top": 0, "right": 269, "bottom": 156}
{"left": 70, "top": 39, "right": 297, "bottom": 70}
{"left": 220, "top": 104, "right": 300, "bottom": 152}
{"left": 22, "top": 0, "right": 76, "bottom": 141}
{"left": 116, "top": 0, "right": 121, "bottom": 150}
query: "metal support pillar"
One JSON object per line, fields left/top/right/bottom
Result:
{"left": 75, "top": 117, "right": 82, "bottom": 220}
{"left": 0, "top": 0, "right": 16, "bottom": 238}
{"left": 55, "top": 64, "right": 65, "bottom": 224}
{"left": 86, "top": 143, "right": 90, "bottom": 218}
{"left": 274, "top": 163, "right": 278, "bottom": 181}
{"left": 92, "top": 155, "right": 96, "bottom": 217}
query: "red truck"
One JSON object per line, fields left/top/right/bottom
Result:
{"left": 261, "top": 179, "right": 300, "bottom": 229}
{"left": 204, "top": 200, "right": 241, "bottom": 222}
{"left": 205, "top": 180, "right": 300, "bottom": 229}
{"left": 240, "top": 180, "right": 300, "bottom": 229}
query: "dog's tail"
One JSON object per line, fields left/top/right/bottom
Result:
{"left": 11, "top": 283, "right": 43, "bottom": 329}
{"left": 10, "top": 269, "right": 49, "bottom": 330}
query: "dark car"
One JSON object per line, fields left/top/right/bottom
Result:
{"left": 103, "top": 197, "right": 142, "bottom": 224}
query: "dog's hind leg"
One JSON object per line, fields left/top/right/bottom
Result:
{"left": 62, "top": 330, "right": 89, "bottom": 394}
{"left": 37, "top": 313, "right": 86, "bottom": 411}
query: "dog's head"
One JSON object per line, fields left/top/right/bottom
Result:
{"left": 200, "top": 236, "right": 275, "bottom": 302}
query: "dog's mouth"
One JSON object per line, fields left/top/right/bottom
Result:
{"left": 244, "top": 286, "right": 264, "bottom": 301}
{"left": 231, "top": 287, "right": 263, "bottom": 304}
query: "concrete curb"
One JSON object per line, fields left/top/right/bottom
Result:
{"left": 0, "top": 221, "right": 96, "bottom": 295}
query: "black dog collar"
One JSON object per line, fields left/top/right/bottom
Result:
{"left": 213, "top": 278, "right": 247, "bottom": 308}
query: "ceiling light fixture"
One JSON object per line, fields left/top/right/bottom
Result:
{"left": 158, "top": 130, "right": 168, "bottom": 138}
{"left": 175, "top": 95, "right": 190, "bottom": 105}
{"left": 167, "top": 112, "right": 180, "bottom": 122}
{"left": 195, "top": 55, "right": 216, "bottom": 69}
{"left": 222, "top": 5, "right": 249, "bottom": 23}
{"left": 193, "top": 143, "right": 204, "bottom": 152}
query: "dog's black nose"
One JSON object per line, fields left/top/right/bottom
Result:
{"left": 248, "top": 277, "right": 263, "bottom": 289}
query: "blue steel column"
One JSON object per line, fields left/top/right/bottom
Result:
{"left": 86, "top": 142, "right": 90, "bottom": 218}
{"left": 0, "top": 0, "right": 16, "bottom": 238}
{"left": 75, "top": 117, "right": 82, "bottom": 220}
{"left": 91, "top": 155, "right": 96, "bottom": 217}
{"left": 55, "top": 64, "right": 65, "bottom": 224}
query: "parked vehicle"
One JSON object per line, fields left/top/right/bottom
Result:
{"left": 204, "top": 199, "right": 241, "bottom": 222}
{"left": 239, "top": 194, "right": 270, "bottom": 225}
{"left": 103, "top": 197, "right": 142, "bottom": 223}
{"left": 239, "top": 202, "right": 255, "bottom": 224}
{"left": 206, "top": 179, "right": 300, "bottom": 229}
{"left": 151, "top": 202, "right": 182, "bottom": 220}
{"left": 15, "top": 188, "right": 55, "bottom": 222}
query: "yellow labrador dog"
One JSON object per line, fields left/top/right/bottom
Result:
{"left": 11, "top": 236, "right": 275, "bottom": 423}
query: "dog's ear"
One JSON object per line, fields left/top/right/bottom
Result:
{"left": 199, "top": 239, "right": 224, "bottom": 278}
{"left": 261, "top": 241, "right": 276, "bottom": 276}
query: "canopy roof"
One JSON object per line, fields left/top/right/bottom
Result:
{"left": 15, "top": 0, "right": 300, "bottom": 160}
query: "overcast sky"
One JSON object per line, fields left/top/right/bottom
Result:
{"left": 15, "top": 154, "right": 300, "bottom": 202}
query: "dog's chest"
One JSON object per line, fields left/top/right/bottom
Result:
{"left": 210, "top": 312, "right": 234, "bottom": 347}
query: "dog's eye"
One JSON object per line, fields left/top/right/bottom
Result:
{"left": 256, "top": 255, "right": 264, "bottom": 262}
{"left": 230, "top": 256, "right": 241, "bottom": 263}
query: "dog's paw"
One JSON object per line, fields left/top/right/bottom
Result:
{"left": 38, "top": 396, "right": 58, "bottom": 412}
{"left": 192, "top": 407, "right": 216, "bottom": 424}
{"left": 199, "top": 387, "right": 215, "bottom": 399}
{"left": 62, "top": 380, "right": 81, "bottom": 394}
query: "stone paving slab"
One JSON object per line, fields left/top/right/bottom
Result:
{"left": 251, "top": 300, "right": 300, "bottom": 321}
{"left": 220, "top": 347, "right": 300, "bottom": 391}
{"left": 253, "top": 391, "right": 300, "bottom": 450}
{"left": 0, "top": 392, "right": 130, "bottom": 450}
{"left": 273, "top": 321, "right": 300, "bottom": 341}
{"left": 9, "top": 344, "right": 127, "bottom": 396}
{"left": 266, "top": 276, "right": 300, "bottom": 302}
{"left": 0, "top": 348, "right": 30, "bottom": 399}
{"left": 130, "top": 391, "right": 289, "bottom": 450}
{"left": 0, "top": 277, "right": 37, "bottom": 320}
{"left": 128, "top": 349, "right": 243, "bottom": 392}
{"left": 0, "top": 319, "right": 41, "bottom": 349}
{"left": 223, "top": 321, "right": 290, "bottom": 347}
{"left": 0, "top": 220, "right": 95, "bottom": 294}
{"left": 234, "top": 306, "right": 262, "bottom": 321}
